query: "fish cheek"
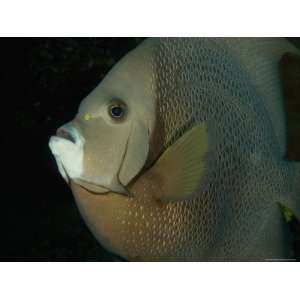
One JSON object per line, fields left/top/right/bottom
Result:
{"left": 79, "top": 118, "right": 130, "bottom": 186}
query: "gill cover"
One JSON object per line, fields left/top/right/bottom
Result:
{"left": 119, "top": 120, "right": 149, "bottom": 187}
{"left": 74, "top": 114, "right": 150, "bottom": 195}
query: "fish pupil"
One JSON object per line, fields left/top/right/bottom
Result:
{"left": 111, "top": 105, "right": 123, "bottom": 118}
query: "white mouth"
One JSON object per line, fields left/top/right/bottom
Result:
{"left": 49, "top": 126, "right": 85, "bottom": 182}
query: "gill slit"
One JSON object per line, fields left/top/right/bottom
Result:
{"left": 116, "top": 123, "right": 134, "bottom": 197}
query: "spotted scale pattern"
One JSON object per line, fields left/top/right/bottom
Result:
{"left": 72, "top": 38, "right": 300, "bottom": 261}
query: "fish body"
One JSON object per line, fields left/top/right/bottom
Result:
{"left": 49, "top": 38, "right": 300, "bottom": 261}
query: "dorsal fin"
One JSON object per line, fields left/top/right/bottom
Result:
{"left": 279, "top": 52, "right": 300, "bottom": 161}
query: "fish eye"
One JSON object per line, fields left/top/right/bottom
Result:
{"left": 108, "top": 101, "right": 127, "bottom": 120}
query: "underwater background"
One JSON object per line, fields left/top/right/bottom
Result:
{"left": 8, "top": 38, "right": 300, "bottom": 261}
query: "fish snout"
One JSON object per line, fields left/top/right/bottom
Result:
{"left": 49, "top": 123, "right": 85, "bottom": 182}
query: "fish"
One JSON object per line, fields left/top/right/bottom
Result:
{"left": 49, "top": 38, "right": 300, "bottom": 261}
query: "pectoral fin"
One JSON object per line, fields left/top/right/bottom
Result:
{"left": 278, "top": 202, "right": 299, "bottom": 223}
{"left": 278, "top": 202, "right": 300, "bottom": 259}
{"left": 279, "top": 52, "right": 300, "bottom": 161}
{"left": 148, "top": 123, "right": 208, "bottom": 203}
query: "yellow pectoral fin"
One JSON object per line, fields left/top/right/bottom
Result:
{"left": 278, "top": 202, "right": 300, "bottom": 223}
{"left": 148, "top": 123, "right": 209, "bottom": 203}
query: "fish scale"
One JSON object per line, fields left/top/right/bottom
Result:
{"left": 151, "top": 38, "right": 300, "bottom": 260}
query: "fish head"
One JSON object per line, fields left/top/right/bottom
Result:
{"left": 49, "top": 40, "right": 156, "bottom": 195}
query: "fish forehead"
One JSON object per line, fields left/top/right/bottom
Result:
{"left": 78, "top": 38, "right": 157, "bottom": 120}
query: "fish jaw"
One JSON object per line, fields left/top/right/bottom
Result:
{"left": 49, "top": 125, "right": 85, "bottom": 183}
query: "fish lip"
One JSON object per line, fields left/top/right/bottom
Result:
{"left": 49, "top": 132, "right": 85, "bottom": 181}
{"left": 49, "top": 133, "right": 81, "bottom": 147}
{"left": 48, "top": 135, "right": 76, "bottom": 156}
{"left": 49, "top": 135, "right": 69, "bottom": 143}
{"left": 56, "top": 124, "right": 79, "bottom": 144}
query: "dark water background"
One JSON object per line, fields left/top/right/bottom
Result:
{"left": 6, "top": 37, "right": 300, "bottom": 261}
{"left": 9, "top": 38, "right": 144, "bottom": 261}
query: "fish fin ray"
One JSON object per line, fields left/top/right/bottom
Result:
{"left": 148, "top": 123, "right": 208, "bottom": 203}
